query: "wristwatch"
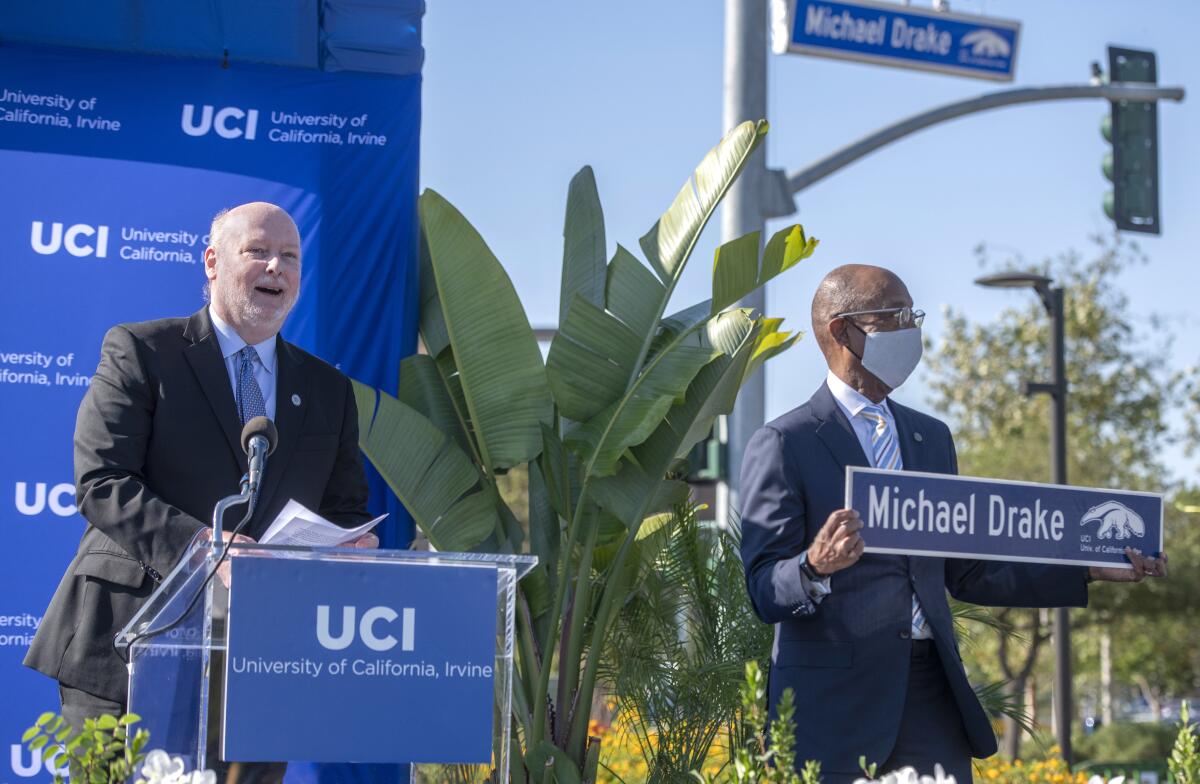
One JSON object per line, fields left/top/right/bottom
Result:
{"left": 799, "top": 551, "right": 828, "bottom": 583}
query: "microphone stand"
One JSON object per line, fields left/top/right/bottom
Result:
{"left": 210, "top": 476, "right": 257, "bottom": 560}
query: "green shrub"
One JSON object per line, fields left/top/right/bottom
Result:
{"left": 23, "top": 711, "right": 149, "bottom": 784}
{"left": 1072, "top": 721, "right": 1178, "bottom": 764}
{"left": 1170, "top": 701, "right": 1199, "bottom": 784}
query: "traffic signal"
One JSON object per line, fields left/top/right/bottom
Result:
{"left": 1101, "top": 46, "right": 1161, "bottom": 234}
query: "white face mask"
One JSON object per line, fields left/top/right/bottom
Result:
{"left": 854, "top": 326, "right": 923, "bottom": 390}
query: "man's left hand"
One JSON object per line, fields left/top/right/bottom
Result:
{"left": 1088, "top": 548, "right": 1168, "bottom": 583}
{"left": 338, "top": 532, "right": 379, "bottom": 549}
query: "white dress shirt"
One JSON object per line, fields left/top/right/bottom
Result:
{"left": 209, "top": 307, "right": 278, "bottom": 421}
{"left": 826, "top": 370, "right": 898, "bottom": 465}
{"left": 809, "top": 371, "right": 932, "bottom": 639}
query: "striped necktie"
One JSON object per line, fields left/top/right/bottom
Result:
{"left": 236, "top": 345, "right": 267, "bottom": 425}
{"left": 859, "top": 403, "right": 930, "bottom": 639}
{"left": 860, "top": 404, "right": 901, "bottom": 470}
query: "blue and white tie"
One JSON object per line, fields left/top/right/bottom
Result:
{"left": 236, "top": 346, "right": 267, "bottom": 425}
{"left": 860, "top": 404, "right": 929, "bottom": 639}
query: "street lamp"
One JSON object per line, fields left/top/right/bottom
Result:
{"left": 975, "top": 272, "right": 1072, "bottom": 763}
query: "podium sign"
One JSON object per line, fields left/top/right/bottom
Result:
{"left": 224, "top": 557, "right": 497, "bottom": 763}
{"left": 847, "top": 467, "right": 1163, "bottom": 569}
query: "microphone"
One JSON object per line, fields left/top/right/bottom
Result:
{"left": 240, "top": 416, "right": 278, "bottom": 498}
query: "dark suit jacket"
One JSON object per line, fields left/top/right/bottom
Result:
{"left": 739, "top": 383, "right": 1088, "bottom": 772}
{"left": 25, "top": 308, "right": 369, "bottom": 702}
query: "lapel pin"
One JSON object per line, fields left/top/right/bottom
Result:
{"left": 292, "top": 394, "right": 302, "bottom": 406}
{"left": 913, "top": 432, "right": 923, "bottom": 442}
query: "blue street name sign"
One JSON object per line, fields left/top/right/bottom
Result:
{"left": 846, "top": 467, "right": 1163, "bottom": 568}
{"left": 224, "top": 557, "right": 498, "bottom": 763}
{"left": 773, "top": 0, "right": 1021, "bottom": 81}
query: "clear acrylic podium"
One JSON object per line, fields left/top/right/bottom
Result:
{"left": 116, "top": 540, "right": 536, "bottom": 781}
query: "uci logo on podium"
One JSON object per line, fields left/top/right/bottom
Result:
{"left": 316, "top": 605, "right": 415, "bottom": 652}
{"left": 30, "top": 221, "right": 109, "bottom": 258}
{"left": 181, "top": 104, "right": 259, "bottom": 140}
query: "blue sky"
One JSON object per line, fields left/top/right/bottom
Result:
{"left": 421, "top": 1, "right": 1198, "bottom": 482}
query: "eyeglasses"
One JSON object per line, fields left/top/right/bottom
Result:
{"left": 836, "top": 307, "right": 925, "bottom": 330}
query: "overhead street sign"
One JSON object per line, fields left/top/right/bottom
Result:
{"left": 772, "top": 0, "right": 1021, "bottom": 82}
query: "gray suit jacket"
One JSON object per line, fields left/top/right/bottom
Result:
{"left": 739, "top": 383, "right": 1088, "bottom": 772}
{"left": 25, "top": 308, "right": 369, "bottom": 702}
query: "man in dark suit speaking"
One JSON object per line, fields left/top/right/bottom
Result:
{"left": 739, "top": 264, "right": 1166, "bottom": 782}
{"left": 26, "top": 202, "right": 377, "bottom": 727}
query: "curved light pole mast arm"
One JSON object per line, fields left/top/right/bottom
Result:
{"left": 779, "top": 83, "right": 1185, "bottom": 201}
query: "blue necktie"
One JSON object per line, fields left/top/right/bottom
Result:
{"left": 236, "top": 346, "right": 267, "bottom": 425}
{"left": 860, "top": 403, "right": 929, "bottom": 639}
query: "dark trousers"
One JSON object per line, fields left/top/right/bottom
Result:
{"left": 880, "top": 639, "right": 974, "bottom": 784}
{"left": 59, "top": 682, "right": 287, "bottom": 784}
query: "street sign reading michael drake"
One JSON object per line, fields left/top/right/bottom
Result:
{"left": 846, "top": 468, "right": 1163, "bottom": 569}
{"left": 224, "top": 557, "right": 498, "bottom": 763}
{"left": 773, "top": 0, "right": 1021, "bottom": 81}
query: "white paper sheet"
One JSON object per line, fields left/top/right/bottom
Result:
{"left": 259, "top": 498, "right": 385, "bottom": 547}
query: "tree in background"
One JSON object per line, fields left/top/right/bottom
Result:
{"left": 923, "top": 234, "right": 1196, "bottom": 758}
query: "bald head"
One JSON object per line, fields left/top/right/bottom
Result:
{"left": 210, "top": 202, "right": 299, "bottom": 253}
{"left": 811, "top": 264, "right": 910, "bottom": 357}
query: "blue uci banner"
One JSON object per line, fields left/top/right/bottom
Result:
{"left": 773, "top": 0, "right": 1021, "bottom": 81}
{"left": 0, "top": 43, "right": 418, "bottom": 780}
{"left": 847, "top": 467, "right": 1164, "bottom": 568}
{"left": 224, "top": 557, "right": 497, "bottom": 763}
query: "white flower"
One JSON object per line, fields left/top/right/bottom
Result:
{"left": 137, "top": 750, "right": 216, "bottom": 784}
{"left": 853, "top": 765, "right": 956, "bottom": 784}
{"left": 1087, "top": 777, "right": 1125, "bottom": 784}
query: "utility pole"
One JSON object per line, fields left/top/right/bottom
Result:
{"left": 722, "top": 0, "right": 769, "bottom": 525}
{"left": 1047, "top": 285, "right": 1072, "bottom": 763}
{"left": 975, "top": 273, "right": 1072, "bottom": 761}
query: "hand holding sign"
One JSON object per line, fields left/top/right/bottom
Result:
{"left": 808, "top": 509, "right": 866, "bottom": 576}
{"left": 1089, "top": 548, "right": 1169, "bottom": 583}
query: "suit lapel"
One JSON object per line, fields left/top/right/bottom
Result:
{"left": 182, "top": 309, "right": 245, "bottom": 469}
{"left": 256, "top": 338, "right": 307, "bottom": 515}
{"left": 888, "top": 400, "right": 927, "bottom": 472}
{"left": 811, "top": 383, "right": 870, "bottom": 471}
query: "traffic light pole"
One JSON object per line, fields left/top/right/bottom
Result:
{"left": 1026, "top": 287, "right": 1071, "bottom": 761}
{"left": 722, "top": 0, "right": 768, "bottom": 525}
{"left": 782, "top": 83, "right": 1184, "bottom": 200}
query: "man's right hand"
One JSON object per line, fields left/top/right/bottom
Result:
{"left": 196, "top": 529, "right": 256, "bottom": 587}
{"left": 807, "top": 508, "right": 865, "bottom": 577}
{"left": 197, "top": 528, "right": 257, "bottom": 547}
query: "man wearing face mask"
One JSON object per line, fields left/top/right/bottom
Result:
{"left": 738, "top": 264, "right": 1166, "bottom": 783}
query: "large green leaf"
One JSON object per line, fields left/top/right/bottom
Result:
{"left": 592, "top": 511, "right": 675, "bottom": 572}
{"left": 351, "top": 381, "right": 498, "bottom": 551}
{"left": 710, "top": 224, "right": 819, "bottom": 316}
{"left": 420, "top": 189, "right": 553, "bottom": 470}
{"left": 605, "top": 245, "right": 665, "bottom": 337}
{"left": 417, "top": 230, "right": 450, "bottom": 358}
{"left": 744, "top": 316, "right": 804, "bottom": 384}
{"left": 565, "top": 342, "right": 716, "bottom": 477}
{"left": 639, "top": 120, "right": 768, "bottom": 285}
{"left": 527, "top": 460, "right": 560, "bottom": 579}
{"left": 559, "top": 166, "right": 607, "bottom": 326}
{"left": 546, "top": 295, "right": 641, "bottom": 422}
{"left": 396, "top": 353, "right": 477, "bottom": 462}
{"left": 588, "top": 312, "right": 798, "bottom": 527}
{"left": 432, "top": 489, "right": 501, "bottom": 553}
